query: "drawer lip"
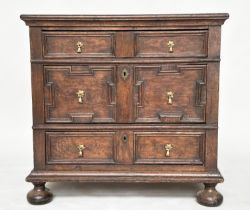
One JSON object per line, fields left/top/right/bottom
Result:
{"left": 30, "top": 58, "right": 221, "bottom": 64}
{"left": 135, "top": 30, "right": 208, "bottom": 58}
{"left": 42, "top": 31, "right": 115, "bottom": 58}
{"left": 33, "top": 124, "right": 218, "bottom": 130}
{"left": 45, "top": 131, "right": 117, "bottom": 165}
{"left": 133, "top": 131, "right": 205, "bottom": 165}
{"left": 134, "top": 159, "right": 203, "bottom": 165}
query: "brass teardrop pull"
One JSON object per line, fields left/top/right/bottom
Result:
{"left": 76, "top": 90, "right": 85, "bottom": 103}
{"left": 77, "top": 144, "right": 86, "bottom": 157}
{"left": 167, "top": 40, "right": 175, "bottom": 53}
{"left": 76, "top": 41, "right": 84, "bottom": 53}
{"left": 167, "top": 91, "right": 174, "bottom": 105}
{"left": 164, "top": 144, "right": 173, "bottom": 157}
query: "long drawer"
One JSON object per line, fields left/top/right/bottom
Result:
{"left": 45, "top": 130, "right": 205, "bottom": 166}
{"left": 46, "top": 132, "right": 116, "bottom": 164}
{"left": 134, "top": 131, "right": 205, "bottom": 165}
{"left": 43, "top": 64, "right": 206, "bottom": 124}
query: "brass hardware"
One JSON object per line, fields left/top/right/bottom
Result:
{"left": 77, "top": 144, "right": 86, "bottom": 157}
{"left": 167, "top": 40, "right": 175, "bottom": 53}
{"left": 76, "top": 41, "right": 83, "bottom": 53}
{"left": 167, "top": 91, "right": 174, "bottom": 105}
{"left": 76, "top": 90, "right": 85, "bottom": 103}
{"left": 122, "top": 134, "right": 128, "bottom": 143}
{"left": 121, "top": 68, "right": 129, "bottom": 80}
{"left": 164, "top": 144, "right": 173, "bottom": 157}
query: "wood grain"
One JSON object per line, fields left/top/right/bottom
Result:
{"left": 21, "top": 14, "right": 228, "bottom": 206}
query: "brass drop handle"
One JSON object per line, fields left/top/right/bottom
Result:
{"left": 167, "top": 91, "right": 174, "bottom": 105}
{"left": 167, "top": 40, "right": 175, "bottom": 53}
{"left": 165, "top": 144, "right": 173, "bottom": 157}
{"left": 76, "top": 41, "right": 83, "bottom": 53}
{"left": 76, "top": 90, "right": 85, "bottom": 104}
{"left": 77, "top": 144, "right": 86, "bottom": 157}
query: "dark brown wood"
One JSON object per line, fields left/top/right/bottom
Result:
{"left": 46, "top": 132, "right": 116, "bottom": 164}
{"left": 134, "top": 64, "right": 206, "bottom": 123}
{"left": 21, "top": 13, "right": 228, "bottom": 206}
{"left": 27, "top": 182, "right": 53, "bottom": 205}
{"left": 134, "top": 131, "right": 205, "bottom": 165}
{"left": 135, "top": 30, "right": 208, "bottom": 58}
{"left": 197, "top": 183, "right": 223, "bottom": 207}
{"left": 26, "top": 170, "right": 223, "bottom": 183}
{"left": 115, "top": 32, "right": 134, "bottom": 57}
{"left": 20, "top": 14, "right": 229, "bottom": 27}
{"left": 43, "top": 31, "right": 115, "bottom": 58}
{"left": 116, "top": 65, "right": 134, "bottom": 122}
{"left": 116, "top": 131, "right": 134, "bottom": 164}
{"left": 44, "top": 65, "right": 116, "bottom": 123}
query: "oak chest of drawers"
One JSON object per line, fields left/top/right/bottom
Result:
{"left": 21, "top": 14, "right": 228, "bottom": 206}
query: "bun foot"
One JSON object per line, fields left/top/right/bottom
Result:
{"left": 197, "top": 183, "right": 223, "bottom": 207}
{"left": 27, "top": 182, "right": 53, "bottom": 205}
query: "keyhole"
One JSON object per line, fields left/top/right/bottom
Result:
{"left": 121, "top": 68, "right": 129, "bottom": 80}
{"left": 122, "top": 135, "right": 128, "bottom": 143}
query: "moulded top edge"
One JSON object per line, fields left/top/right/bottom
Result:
{"left": 20, "top": 13, "right": 229, "bottom": 26}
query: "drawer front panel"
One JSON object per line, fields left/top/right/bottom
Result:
{"left": 134, "top": 131, "right": 205, "bottom": 165}
{"left": 46, "top": 132, "right": 116, "bottom": 164}
{"left": 44, "top": 65, "right": 116, "bottom": 123}
{"left": 135, "top": 30, "right": 208, "bottom": 57}
{"left": 134, "top": 64, "right": 206, "bottom": 123}
{"left": 43, "top": 31, "right": 115, "bottom": 58}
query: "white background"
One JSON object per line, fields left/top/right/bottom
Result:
{"left": 0, "top": 0, "right": 250, "bottom": 209}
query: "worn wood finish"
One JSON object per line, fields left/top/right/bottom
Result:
{"left": 21, "top": 14, "right": 228, "bottom": 206}
{"left": 135, "top": 30, "right": 208, "bottom": 58}
{"left": 46, "top": 132, "right": 116, "bottom": 164}
{"left": 26, "top": 171, "right": 223, "bottom": 183}
{"left": 44, "top": 65, "right": 116, "bottom": 123}
{"left": 197, "top": 183, "right": 223, "bottom": 207}
{"left": 27, "top": 182, "right": 52, "bottom": 205}
{"left": 134, "top": 64, "right": 206, "bottom": 123}
{"left": 43, "top": 31, "right": 115, "bottom": 58}
{"left": 134, "top": 131, "right": 205, "bottom": 165}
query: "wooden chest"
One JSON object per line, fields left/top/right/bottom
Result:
{"left": 21, "top": 14, "right": 228, "bottom": 206}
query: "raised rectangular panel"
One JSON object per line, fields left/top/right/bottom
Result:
{"left": 44, "top": 65, "right": 116, "bottom": 123}
{"left": 134, "top": 64, "right": 206, "bottom": 123}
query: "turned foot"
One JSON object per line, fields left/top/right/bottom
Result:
{"left": 196, "top": 183, "right": 223, "bottom": 207}
{"left": 27, "top": 182, "right": 53, "bottom": 205}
